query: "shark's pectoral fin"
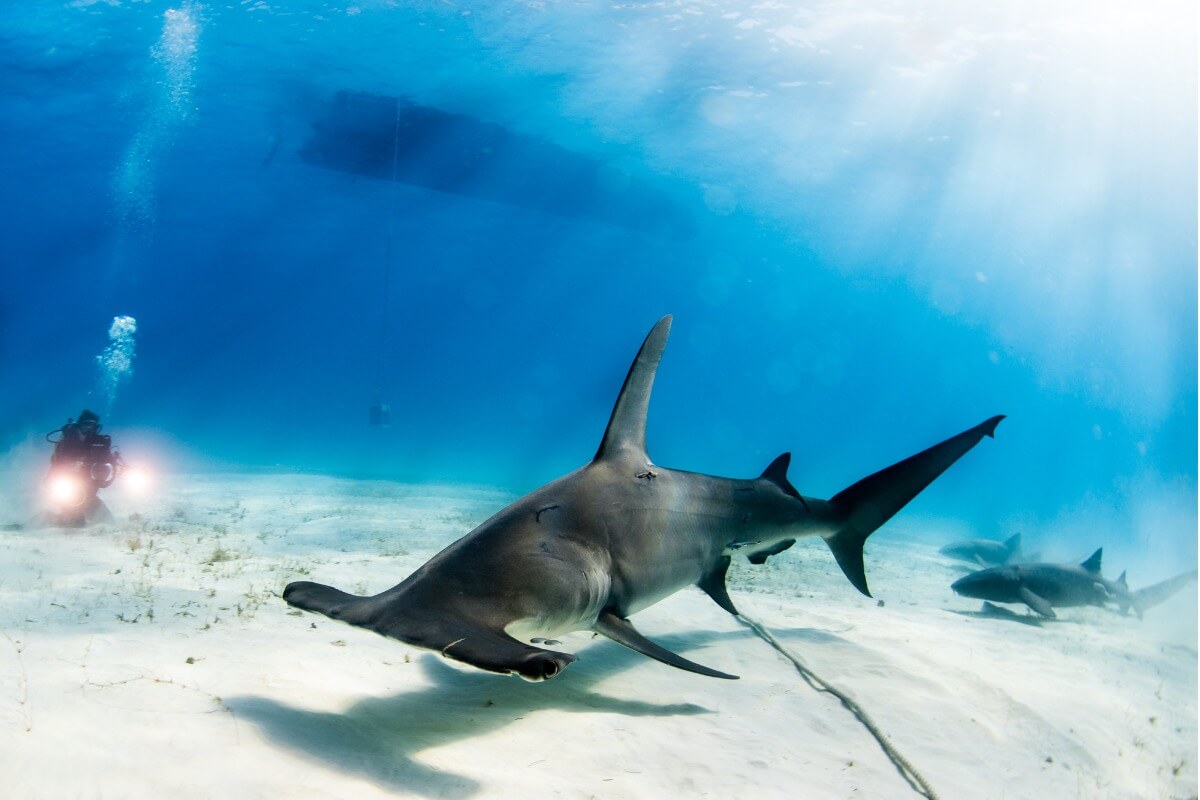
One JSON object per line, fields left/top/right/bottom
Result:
{"left": 593, "top": 611, "right": 738, "bottom": 680}
{"left": 1018, "top": 586, "right": 1056, "bottom": 618}
{"left": 697, "top": 556, "right": 740, "bottom": 616}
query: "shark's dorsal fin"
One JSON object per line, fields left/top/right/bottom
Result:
{"left": 1117, "top": 570, "right": 1128, "bottom": 588}
{"left": 1081, "top": 548, "right": 1103, "bottom": 574}
{"left": 760, "top": 453, "right": 798, "bottom": 496}
{"left": 595, "top": 316, "right": 672, "bottom": 462}
{"left": 760, "top": 452, "right": 810, "bottom": 512}
{"left": 1004, "top": 533, "right": 1021, "bottom": 552}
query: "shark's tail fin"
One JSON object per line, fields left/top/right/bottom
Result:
{"left": 1130, "top": 571, "right": 1198, "bottom": 616}
{"left": 824, "top": 415, "right": 1004, "bottom": 596}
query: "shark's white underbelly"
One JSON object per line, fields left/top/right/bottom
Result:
{"left": 503, "top": 560, "right": 613, "bottom": 641}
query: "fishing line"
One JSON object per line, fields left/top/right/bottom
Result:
{"left": 368, "top": 97, "right": 403, "bottom": 428}
{"left": 376, "top": 99, "right": 401, "bottom": 387}
{"left": 737, "top": 612, "right": 940, "bottom": 800}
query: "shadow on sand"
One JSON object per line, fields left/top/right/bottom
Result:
{"left": 949, "top": 601, "right": 1061, "bottom": 627}
{"left": 230, "top": 628, "right": 755, "bottom": 797}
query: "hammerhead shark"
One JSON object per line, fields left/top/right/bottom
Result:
{"left": 285, "top": 316, "right": 1002, "bottom": 681}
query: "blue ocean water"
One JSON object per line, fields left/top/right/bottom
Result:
{"left": 0, "top": 2, "right": 1195, "bottom": 566}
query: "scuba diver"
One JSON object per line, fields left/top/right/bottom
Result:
{"left": 45, "top": 410, "right": 124, "bottom": 526}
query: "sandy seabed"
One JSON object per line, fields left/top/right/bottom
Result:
{"left": 0, "top": 472, "right": 1194, "bottom": 800}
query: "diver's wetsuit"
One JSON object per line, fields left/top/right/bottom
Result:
{"left": 48, "top": 418, "right": 120, "bottom": 525}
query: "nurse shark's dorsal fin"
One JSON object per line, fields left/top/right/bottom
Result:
{"left": 1081, "top": 548, "right": 1103, "bottom": 574}
{"left": 594, "top": 316, "right": 672, "bottom": 463}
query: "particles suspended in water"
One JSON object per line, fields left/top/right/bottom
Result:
{"left": 96, "top": 315, "right": 138, "bottom": 412}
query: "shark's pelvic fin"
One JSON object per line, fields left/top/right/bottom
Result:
{"left": 746, "top": 538, "right": 797, "bottom": 565}
{"left": 697, "top": 556, "right": 740, "bottom": 615}
{"left": 1019, "top": 586, "right": 1056, "bottom": 618}
{"left": 825, "top": 415, "right": 1005, "bottom": 597}
{"left": 595, "top": 316, "right": 672, "bottom": 463}
{"left": 1080, "top": 548, "right": 1103, "bottom": 574}
{"left": 593, "top": 610, "right": 738, "bottom": 679}
{"left": 1115, "top": 571, "right": 1135, "bottom": 616}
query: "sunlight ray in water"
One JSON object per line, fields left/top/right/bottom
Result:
{"left": 0, "top": 0, "right": 1193, "bottom": 797}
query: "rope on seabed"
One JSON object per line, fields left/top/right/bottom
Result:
{"left": 737, "top": 613, "right": 940, "bottom": 800}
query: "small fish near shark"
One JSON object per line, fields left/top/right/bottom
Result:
{"left": 285, "top": 316, "right": 1003, "bottom": 681}
{"left": 939, "top": 533, "right": 1025, "bottom": 567}
{"left": 951, "top": 548, "right": 1197, "bottom": 619}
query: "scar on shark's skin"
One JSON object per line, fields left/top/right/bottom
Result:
{"left": 284, "top": 315, "right": 1003, "bottom": 682}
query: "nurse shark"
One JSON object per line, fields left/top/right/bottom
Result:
{"left": 939, "top": 533, "right": 1024, "bottom": 567}
{"left": 285, "top": 316, "right": 1002, "bottom": 681}
{"left": 952, "top": 548, "right": 1197, "bottom": 619}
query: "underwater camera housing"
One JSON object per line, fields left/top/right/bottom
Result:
{"left": 45, "top": 459, "right": 117, "bottom": 526}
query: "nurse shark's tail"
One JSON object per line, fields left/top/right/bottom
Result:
{"left": 1126, "top": 570, "right": 1198, "bottom": 617}
{"left": 824, "top": 415, "right": 1005, "bottom": 596}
